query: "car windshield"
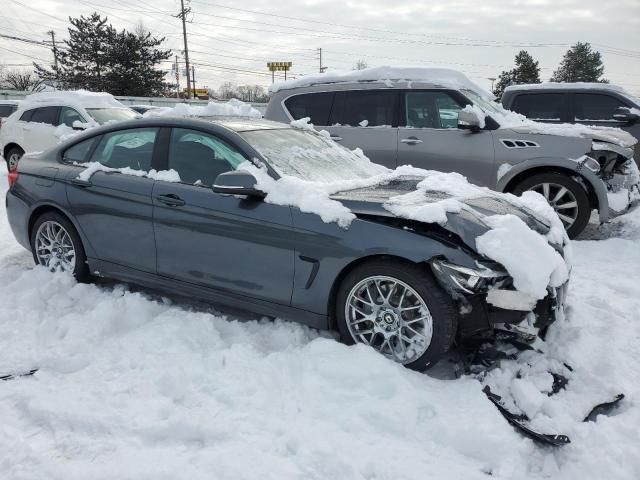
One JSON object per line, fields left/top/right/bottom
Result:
{"left": 462, "top": 89, "right": 504, "bottom": 116}
{"left": 240, "top": 128, "right": 386, "bottom": 182}
{"left": 86, "top": 108, "right": 139, "bottom": 124}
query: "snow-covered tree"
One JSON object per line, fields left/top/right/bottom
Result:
{"left": 353, "top": 59, "right": 368, "bottom": 70}
{"left": 493, "top": 50, "right": 541, "bottom": 98}
{"left": 551, "top": 42, "right": 607, "bottom": 83}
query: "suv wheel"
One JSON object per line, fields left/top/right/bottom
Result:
{"left": 5, "top": 146, "right": 24, "bottom": 172}
{"left": 335, "top": 260, "right": 457, "bottom": 371}
{"left": 512, "top": 172, "right": 591, "bottom": 239}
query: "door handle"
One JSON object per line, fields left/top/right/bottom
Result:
{"left": 330, "top": 135, "right": 343, "bottom": 141}
{"left": 401, "top": 137, "right": 423, "bottom": 145}
{"left": 69, "top": 178, "right": 92, "bottom": 187}
{"left": 155, "top": 194, "right": 186, "bottom": 207}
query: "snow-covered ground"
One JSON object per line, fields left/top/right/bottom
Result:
{"left": 1, "top": 171, "right": 639, "bottom": 479}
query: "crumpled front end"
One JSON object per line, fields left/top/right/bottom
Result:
{"left": 588, "top": 142, "right": 640, "bottom": 217}
{"left": 429, "top": 256, "right": 569, "bottom": 338}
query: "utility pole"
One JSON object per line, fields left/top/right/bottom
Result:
{"left": 317, "top": 48, "right": 327, "bottom": 73}
{"left": 47, "top": 31, "right": 58, "bottom": 69}
{"left": 191, "top": 65, "right": 196, "bottom": 97}
{"left": 174, "top": 55, "right": 180, "bottom": 98}
{"left": 175, "top": 0, "right": 192, "bottom": 99}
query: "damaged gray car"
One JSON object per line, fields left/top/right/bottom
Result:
{"left": 6, "top": 117, "right": 570, "bottom": 371}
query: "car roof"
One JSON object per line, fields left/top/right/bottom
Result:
{"left": 0, "top": 100, "right": 21, "bottom": 105}
{"left": 504, "top": 82, "right": 629, "bottom": 94}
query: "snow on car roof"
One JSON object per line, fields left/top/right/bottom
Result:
{"left": 142, "top": 98, "right": 262, "bottom": 119}
{"left": 504, "top": 82, "right": 630, "bottom": 94}
{"left": 270, "top": 66, "right": 493, "bottom": 98}
{"left": 19, "top": 90, "right": 127, "bottom": 110}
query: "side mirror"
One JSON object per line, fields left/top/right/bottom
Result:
{"left": 613, "top": 110, "right": 639, "bottom": 125}
{"left": 212, "top": 170, "right": 265, "bottom": 198}
{"left": 71, "top": 120, "right": 86, "bottom": 131}
{"left": 457, "top": 108, "right": 483, "bottom": 132}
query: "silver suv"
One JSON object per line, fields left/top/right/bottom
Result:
{"left": 265, "top": 71, "right": 639, "bottom": 238}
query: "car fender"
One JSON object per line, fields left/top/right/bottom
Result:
{"left": 496, "top": 156, "right": 609, "bottom": 222}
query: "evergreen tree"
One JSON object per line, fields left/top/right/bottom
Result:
{"left": 493, "top": 50, "right": 541, "bottom": 98}
{"left": 35, "top": 13, "right": 172, "bottom": 95}
{"left": 551, "top": 42, "right": 606, "bottom": 83}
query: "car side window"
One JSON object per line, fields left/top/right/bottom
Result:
{"left": 63, "top": 138, "right": 96, "bottom": 163}
{"left": 284, "top": 92, "right": 334, "bottom": 125}
{"left": 0, "top": 105, "right": 16, "bottom": 117}
{"left": 406, "top": 91, "right": 463, "bottom": 129}
{"left": 60, "top": 107, "right": 85, "bottom": 127}
{"left": 30, "top": 106, "right": 61, "bottom": 125}
{"left": 574, "top": 93, "right": 629, "bottom": 122}
{"left": 511, "top": 93, "right": 566, "bottom": 121}
{"left": 168, "top": 128, "right": 248, "bottom": 186}
{"left": 331, "top": 90, "right": 396, "bottom": 127}
{"left": 90, "top": 128, "right": 158, "bottom": 171}
{"left": 20, "top": 109, "right": 35, "bottom": 122}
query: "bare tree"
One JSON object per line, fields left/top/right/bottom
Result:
{"left": 217, "top": 81, "right": 238, "bottom": 100}
{"left": 1, "top": 69, "right": 45, "bottom": 92}
{"left": 353, "top": 59, "right": 368, "bottom": 70}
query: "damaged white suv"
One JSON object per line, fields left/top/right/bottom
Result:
{"left": 265, "top": 67, "right": 640, "bottom": 238}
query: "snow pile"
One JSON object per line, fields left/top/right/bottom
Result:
{"left": 143, "top": 98, "right": 262, "bottom": 118}
{"left": 1, "top": 170, "right": 640, "bottom": 478}
{"left": 76, "top": 162, "right": 181, "bottom": 183}
{"left": 22, "top": 90, "right": 125, "bottom": 110}
{"left": 271, "top": 66, "right": 493, "bottom": 98}
{"left": 476, "top": 215, "right": 569, "bottom": 299}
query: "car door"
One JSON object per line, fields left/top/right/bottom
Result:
{"left": 28, "top": 106, "right": 61, "bottom": 152}
{"left": 572, "top": 92, "right": 639, "bottom": 136}
{"left": 152, "top": 127, "right": 295, "bottom": 305}
{"left": 397, "top": 90, "right": 495, "bottom": 187}
{"left": 64, "top": 127, "right": 160, "bottom": 273}
{"left": 321, "top": 89, "right": 399, "bottom": 169}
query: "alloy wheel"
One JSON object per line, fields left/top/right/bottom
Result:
{"left": 345, "top": 275, "right": 433, "bottom": 364}
{"left": 35, "top": 221, "right": 76, "bottom": 272}
{"left": 529, "top": 182, "right": 579, "bottom": 228}
{"left": 8, "top": 152, "right": 21, "bottom": 171}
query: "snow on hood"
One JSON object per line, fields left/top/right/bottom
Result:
{"left": 270, "top": 66, "right": 493, "bottom": 98}
{"left": 22, "top": 90, "right": 126, "bottom": 110}
{"left": 142, "top": 98, "right": 262, "bottom": 118}
{"left": 491, "top": 107, "right": 637, "bottom": 148}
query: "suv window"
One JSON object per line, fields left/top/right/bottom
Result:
{"left": 30, "top": 106, "right": 61, "bottom": 125}
{"left": 574, "top": 93, "right": 629, "bottom": 122}
{"left": 284, "top": 92, "right": 334, "bottom": 125}
{"left": 405, "top": 91, "right": 463, "bottom": 128}
{"left": 63, "top": 138, "right": 96, "bottom": 163}
{"left": 60, "top": 107, "right": 85, "bottom": 127}
{"left": 168, "top": 128, "right": 247, "bottom": 186}
{"left": 0, "top": 105, "right": 16, "bottom": 117}
{"left": 511, "top": 93, "right": 567, "bottom": 121}
{"left": 331, "top": 90, "right": 396, "bottom": 127}
{"left": 90, "top": 128, "right": 158, "bottom": 171}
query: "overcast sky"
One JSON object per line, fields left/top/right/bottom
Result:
{"left": 1, "top": 0, "right": 639, "bottom": 96}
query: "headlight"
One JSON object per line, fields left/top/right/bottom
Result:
{"left": 430, "top": 258, "right": 509, "bottom": 294}
{"left": 574, "top": 154, "right": 601, "bottom": 173}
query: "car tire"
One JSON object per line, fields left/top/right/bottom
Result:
{"left": 5, "top": 146, "right": 24, "bottom": 172}
{"left": 512, "top": 172, "right": 591, "bottom": 239}
{"left": 30, "top": 212, "right": 90, "bottom": 282}
{"left": 335, "top": 259, "right": 457, "bottom": 371}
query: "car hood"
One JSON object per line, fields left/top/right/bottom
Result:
{"left": 331, "top": 178, "right": 552, "bottom": 251}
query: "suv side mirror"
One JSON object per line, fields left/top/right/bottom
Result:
{"left": 457, "top": 108, "right": 483, "bottom": 132}
{"left": 71, "top": 120, "right": 87, "bottom": 131}
{"left": 212, "top": 170, "right": 265, "bottom": 198}
{"left": 613, "top": 110, "right": 639, "bottom": 125}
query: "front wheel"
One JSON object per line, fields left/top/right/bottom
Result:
{"left": 512, "top": 172, "right": 591, "bottom": 239}
{"left": 30, "top": 212, "right": 90, "bottom": 281}
{"left": 335, "top": 260, "right": 457, "bottom": 371}
{"left": 5, "top": 146, "right": 24, "bottom": 172}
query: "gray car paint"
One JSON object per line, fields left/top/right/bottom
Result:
{"left": 5, "top": 117, "right": 543, "bottom": 333}
{"left": 266, "top": 81, "right": 637, "bottom": 223}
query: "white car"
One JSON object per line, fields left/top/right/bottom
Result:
{"left": 0, "top": 91, "right": 139, "bottom": 171}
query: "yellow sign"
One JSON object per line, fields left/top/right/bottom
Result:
{"left": 267, "top": 62, "right": 292, "bottom": 72}
{"left": 182, "top": 88, "right": 209, "bottom": 97}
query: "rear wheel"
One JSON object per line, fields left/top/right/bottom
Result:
{"left": 335, "top": 260, "right": 457, "bottom": 371}
{"left": 30, "top": 212, "right": 90, "bottom": 282}
{"left": 5, "top": 146, "right": 24, "bottom": 172}
{"left": 512, "top": 172, "right": 591, "bottom": 239}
